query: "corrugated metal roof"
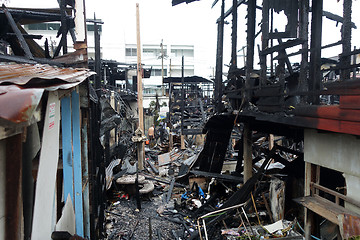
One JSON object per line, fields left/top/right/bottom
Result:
{"left": 0, "top": 63, "right": 95, "bottom": 123}
{"left": 0, "top": 63, "right": 95, "bottom": 86}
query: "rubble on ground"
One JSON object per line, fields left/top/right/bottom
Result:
{"left": 104, "top": 115, "right": 306, "bottom": 240}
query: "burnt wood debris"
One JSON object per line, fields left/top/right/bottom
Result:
{"left": 0, "top": 0, "right": 360, "bottom": 240}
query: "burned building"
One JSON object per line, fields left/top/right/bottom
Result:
{"left": 204, "top": 0, "right": 360, "bottom": 239}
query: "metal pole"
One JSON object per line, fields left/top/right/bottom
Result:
{"left": 136, "top": 3, "right": 144, "bottom": 170}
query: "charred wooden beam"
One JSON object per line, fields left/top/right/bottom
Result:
{"left": 230, "top": 0, "right": 237, "bottom": 68}
{"left": 190, "top": 170, "right": 243, "bottom": 183}
{"left": 275, "top": 33, "right": 294, "bottom": 75}
{"left": 260, "top": 0, "right": 269, "bottom": 86}
{"left": 0, "top": 53, "right": 63, "bottom": 66}
{"left": 340, "top": 0, "right": 352, "bottom": 81}
{"left": 3, "top": 5, "right": 33, "bottom": 59}
{"left": 166, "top": 177, "right": 175, "bottom": 203}
{"left": 60, "top": 0, "right": 68, "bottom": 54}
{"left": 6, "top": 33, "right": 43, "bottom": 39}
{"left": 94, "top": 15, "right": 102, "bottom": 91}
{"left": 322, "top": 10, "right": 356, "bottom": 29}
{"left": 309, "top": 0, "right": 323, "bottom": 104}
{"left": 260, "top": 39, "right": 304, "bottom": 56}
{"left": 0, "top": 8, "right": 65, "bottom": 23}
{"left": 215, "top": 0, "right": 224, "bottom": 113}
{"left": 275, "top": 144, "right": 303, "bottom": 156}
{"left": 274, "top": 40, "right": 342, "bottom": 60}
{"left": 339, "top": 47, "right": 360, "bottom": 58}
{"left": 216, "top": 0, "right": 245, "bottom": 23}
{"left": 245, "top": 0, "right": 256, "bottom": 102}
{"left": 298, "top": 0, "right": 309, "bottom": 97}
{"left": 53, "top": 33, "right": 67, "bottom": 58}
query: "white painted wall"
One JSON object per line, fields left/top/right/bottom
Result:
{"left": 0, "top": 140, "right": 5, "bottom": 240}
{"left": 304, "top": 129, "right": 360, "bottom": 214}
{"left": 304, "top": 129, "right": 360, "bottom": 178}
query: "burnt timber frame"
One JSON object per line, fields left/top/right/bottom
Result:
{"left": 206, "top": 0, "right": 360, "bottom": 238}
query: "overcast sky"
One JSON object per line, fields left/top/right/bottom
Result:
{"left": 4, "top": 0, "right": 360, "bottom": 72}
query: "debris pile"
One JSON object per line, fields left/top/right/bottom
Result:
{"left": 104, "top": 115, "right": 306, "bottom": 240}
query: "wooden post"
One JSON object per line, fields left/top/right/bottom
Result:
{"left": 60, "top": 0, "right": 68, "bottom": 54}
{"left": 304, "top": 162, "right": 318, "bottom": 240}
{"left": 341, "top": 0, "right": 352, "bottom": 81}
{"left": 215, "top": 0, "right": 225, "bottom": 113}
{"left": 169, "top": 132, "right": 173, "bottom": 151}
{"left": 5, "top": 134, "right": 22, "bottom": 240}
{"left": 136, "top": 3, "right": 144, "bottom": 170}
{"left": 298, "top": 0, "right": 309, "bottom": 101}
{"left": 309, "top": 0, "right": 323, "bottom": 104}
{"left": 161, "top": 39, "right": 164, "bottom": 84}
{"left": 269, "top": 134, "right": 274, "bottom": 150}
{"left": 180, "top": 56, "right": 185, "bottom": 149}
{"left": 245, "top": 0, "right": 256, "bottom": 102}
{"left": 260, "top": 0, "right": 269, "bottom": 86}
{"left": 243, "top": 122, "right": 252, "bottom": 182}
{"left": 231, "top": 0, "right": 237, "bottom": 68}
{"left": 181, "top": 135, "right": 186, "bottom": 150}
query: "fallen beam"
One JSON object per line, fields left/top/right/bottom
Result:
{"left": 190, "top": 170, "right": 243, "bottom": 183}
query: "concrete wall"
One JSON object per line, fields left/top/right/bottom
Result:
{"left": 304, "top": 129, "right": 360, "bottom": 213}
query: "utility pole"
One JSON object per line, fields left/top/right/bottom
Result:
{"left": 161, "top": 39, "right": 164, "bottom": 84}
{"left": 169, "top": 58, "right": 172, "bottom": 77}
{"left": 136, "top": 3, "right": 144, "bottom": 170}
{"left": 94, "top": 14, "right": 101, "bottom": 93}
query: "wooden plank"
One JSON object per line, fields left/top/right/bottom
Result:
{"left": 312, "top": 183, "right": 360, "bottom": 208}
{"left": 295, "top": 195, "right": 360, "bottom": 225}
{"left": 340, "top": 95, "right": 360, "bottom": 109}
{"left": 5, "top": 134, "right": 22, "bottom": 240}
{"left": 315, "top": 117, "right": 360, "bottom": 136}
{"left": 32, "top": 91, "right": 60, "bottom": 239}
{"left": 71, "top": 90, "right": 84, "bottom": 237}
{"left": 61, "top": 96, "right": 73, "bottom": 202}
{"left": 294, "top": 105, "right": 360, "bottom": 122}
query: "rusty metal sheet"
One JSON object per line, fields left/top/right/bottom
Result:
{"left": 338, "top": 213, "right": 360, "bottom": 239}
{"left": 0, "top": 63, "right": 95, "bottom": 86}
{"left": 0, "top": 85, "right": 43, "bottom": 123}
{"left": 0, "top": 63, "right": 94, "bottom": 123}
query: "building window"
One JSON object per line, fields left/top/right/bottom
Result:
{"left": 143, "top": 47, "right": 166, "bottom": 57}
{"left": 27, "top": 23, "right": 60, "bottom": 31}
{"left": 126, "top": 48, "right": 137, "bottom": 57}
{"left": 151, "top": 69, "right": 167, "bottom": 77}
{"left": 171, "top": 47, "right": 194, "bottom": 57}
